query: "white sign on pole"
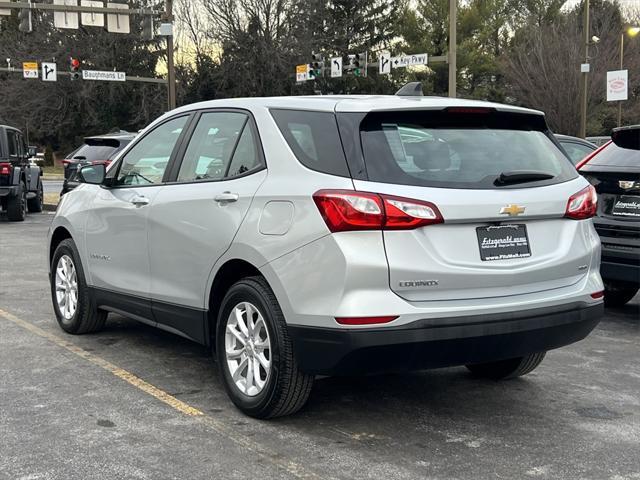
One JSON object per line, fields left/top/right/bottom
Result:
{"left": 81, "top": 0, "right": 105, "bottom": 27}
{"left": 0, "top": 5, "right": 11, "bottom": 15}
{"left": 607, "top": 69, "right": 628, "bottom": 102}
{"left": 54, "top": 0, "right": 79, "bottom": 29}
{"left": 391, "top": 53, "right": 428, "bottom": 69}
{"left": 107, "top": 2, "right": 130, "bottom": 34}
{"left": 379, "top": 51, "right": 391, "bottom": 75}
{"left": 23, "top": 62, "right": 38, "bottom": 79}
{"left": 330, "top": 57, "right": 342, "bottom": 78}
{"left": 82, "top": 70, "right": 126, "bottom": 82}
{"left": 42, "top": 62, "right": 57, "bottom": 82}
{"left": 296, "top": 64, "right": 308, "bottom": 82}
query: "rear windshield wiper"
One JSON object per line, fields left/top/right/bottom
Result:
{"left": 494, "top": 170, "right": 555, "bottom": 186}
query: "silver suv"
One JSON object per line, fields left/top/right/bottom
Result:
{"left": 48, "top": 93, "right": 604, "bottom": 418}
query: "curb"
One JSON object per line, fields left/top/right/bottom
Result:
{"left": 42, "top": 175, "right": 64, "bottom": 180}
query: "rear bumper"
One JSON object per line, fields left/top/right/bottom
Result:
{"left": 600, "top": 245, "right": 639, "bottom": 285}
{"left": 288, "top": 302, "right": 603, "bottom": 375}
{"left": 0, "top": 186, "right": 18, "bottom": 198}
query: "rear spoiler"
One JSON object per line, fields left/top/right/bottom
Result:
{"left": 84, "top": 137, "right": 120, "bottom": 148}
{"left": 611, "top": 125, "right": 640, "bottom": 150}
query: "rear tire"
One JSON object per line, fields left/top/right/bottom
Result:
{"left": 466, "top": 352, "right": 546, "bottom": 380}
{"left": 27, "top": 180, "right": 44, "bottom": 213}
{"left": 216, "top": 276, "right": 314, "bottom": 418}
{"left": 603, "top": 281, "right": 638, "bottom": 308}
{"left": 7, "top": 182, "right": 27, "bottom": 221}
{"left": 51, "top": 238, "right": 107, "bottom": 334}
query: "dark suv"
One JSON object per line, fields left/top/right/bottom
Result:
{"left": 62, "top": 132, "right": 135, "bottom": 194}
{"left": 579, "top": 126, "right": 640, "bottom": 306}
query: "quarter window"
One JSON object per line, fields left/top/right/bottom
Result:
{"left": 116, "top": 116, "right": 187, "bottom": 186}
{"left": 7, "top": 131, "right": 18, "bottom": 157}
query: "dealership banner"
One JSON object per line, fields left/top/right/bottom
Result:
{"left": 607, "top": 70, "right": 628, "bottom": 102}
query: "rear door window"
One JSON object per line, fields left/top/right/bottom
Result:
{"left": 177, "top": 111, "right": 251, "bottom": 182}
{"left": 271, "top": 109, "right": 350, "bottom": 177}
{"left": 7, "top": 131, "right": 18, "bottom": 157}
{"left": 358, "top": 110, "right": 577, "bottom": 189}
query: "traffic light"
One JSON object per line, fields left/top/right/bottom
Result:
{"left": 140, "top": 15, "right": 154, "bottom": 41}
{"left": 70, "top": 57, "right": 80, "bottom": 80}
{"left": 18, "top": 7, "right": 32, "bottom": 33}
{"left": 347, "top": 52, "right": 368, "bottom": 77}
{"left": 308, "top": 53, "right": 324, "bottom": 80}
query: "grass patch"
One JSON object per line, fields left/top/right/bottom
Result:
{"left": 43, "top": 165, "right": 64, "bottom": 176}
{"left": 44, "top": 192, "right": 60, "bottom": 205}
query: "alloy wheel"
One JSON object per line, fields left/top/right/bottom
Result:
{"left": 225, "top": 302, "right": 272, "bottom": 396}
{"left": 55, "top": 255, "right": 78, "bottom": 321}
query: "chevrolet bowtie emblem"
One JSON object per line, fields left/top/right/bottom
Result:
{"left": 619, "top": 180, "right": 636, "bottom": 190}
{"left": 500, "top": 204, "right": 526, "bottom": 216}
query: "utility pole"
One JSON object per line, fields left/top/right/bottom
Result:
{"left": 618, "top": 33, "right": 624, "bottom": 127}
{"left": 448, "top": 0, "right": 457, "bottom": 98}
{"left": 165, "top": 0, "right": 176, "bottom": 110}
{"left": 579, "top": 0, "right": 590, "bottom": 138}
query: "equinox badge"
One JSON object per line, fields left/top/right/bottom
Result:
{"left": 500, "top": 204, "right": 526, "bottom": 216}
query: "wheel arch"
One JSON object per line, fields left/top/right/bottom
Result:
{"left": 206, "top": 258, "right": 264, "bottom": 348}
{"left": 49, "top": 226, "right": 73, "bottom": 265}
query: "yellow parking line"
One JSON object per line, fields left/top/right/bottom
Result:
{"left": 0, "top": 307, "right": 204, "bottom": 416}
{"left": 0, "top": 307, "right": 328, "bottom": 480}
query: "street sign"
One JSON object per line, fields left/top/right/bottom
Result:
{"left": 81, "top": 0, "right": 105, "bottom": 27}
{"left": 607, "top": 70, "right": 628, "bottom": 102}
{"left": 53, "top": 0, "right": 80, "bottom": 29}
{"left": 296, "top": 64, "right": 308, "bottom": 82}
{"left": 106, "top": 2, "right": 130, "bottom": 34}
{"left": 42, "top": 62, "right": 57, "bottom": 82}
{"left": 82, "top": 70, "right": 126, "bottom": 81}
{"left": 331, "top": 57, "right": 342, "bottom": 78}
{"left": 580, "top": 63, "right": 590, "bottom": 73}
{"left": 379, "top": 51, "right": 391, "bottom": 75}
{"left": 391, "top": 53, "right": 428, "bottom": 69}
{"left": 22, "top": 62, "right": 38, "bottom": 79}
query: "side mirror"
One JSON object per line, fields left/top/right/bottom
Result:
{"left": 27, "top": 146, "right": 38, "bottom": 157}
{"left": 78, "top": 163, "right": 106, "bottom": 185}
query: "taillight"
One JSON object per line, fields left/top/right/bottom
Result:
{"left": 335, "top": 316, "right": 398, "bottom": 325}
{"left": 91, "top": 160, "right": 111, "bottom": 165}
{"left": 0, "top": 162, "right": 10, "bottom": 175}
{"left": 62, "top": 159, "right": 72, "bottom": 168}
{"left": 565, "top": 185, "right": 597, "bottom": 220}
{"left": 576, "top": 141, "right": 611, "bottom": 170}
{"left": 313, "top": 190, "right": 443, "bottom": 233}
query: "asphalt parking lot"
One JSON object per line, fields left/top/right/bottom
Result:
{"left": 1, "top": 213, "right": 639, "bottom": 480}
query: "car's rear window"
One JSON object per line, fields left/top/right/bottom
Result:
{"left": 359, "top": 110, "right": 577, "bottom": 189}
{"left": 589, "top": 142, "right": 640, "bottom": 168}
{"left": 72, "top": 143, "right": 120, "bottom": 162}
{"left": 271, "top": 109, "right": 350, "bottom": 177}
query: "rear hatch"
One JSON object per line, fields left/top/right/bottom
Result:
{"left": 579, "top": 127, "right": 640, "bottom": 253}
{"left": 340, "top": 107, "right": 592, "bottom": 302}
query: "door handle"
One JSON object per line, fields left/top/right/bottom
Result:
{"left": 214, "top": 192, "right": 239, "bottom": 203}
{"left": 130, "top": 195, "right": 150, "bottom": 207}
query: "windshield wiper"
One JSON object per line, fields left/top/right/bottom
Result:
{"left": 494, "top": 170, "right": 555, "bottom": 186}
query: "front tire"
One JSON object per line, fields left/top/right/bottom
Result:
{"left": 7, "top": 182, "right": 27, "bottom": 221}
{"left": 216, "top": 276, "right": 314, "bottom": 418}
{"left": 604, "top": 281, "right": 638, "bottom": 308}
{"left": 466, "top": 352, "right": 546, "bottom": 380}
{"left": 51, "top": 238, "right": 107, "bottom": 334}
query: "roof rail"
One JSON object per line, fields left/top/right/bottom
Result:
{"left": 395, "top": 82, "right": 423, "bottom": 97}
